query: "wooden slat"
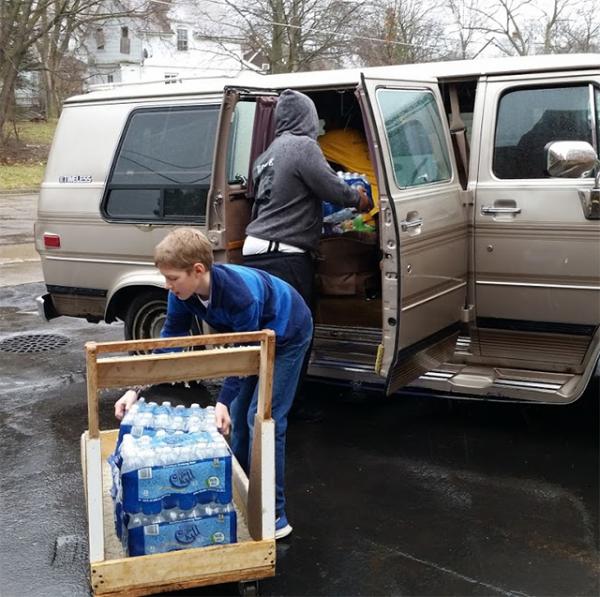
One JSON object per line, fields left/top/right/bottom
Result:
{"left": 91, "top": 539, "right": 275, "bottom": 595}
{"left": 100, "top": 430, "right": 119, "bottom": 461}
{"left": 86, "top": 342, "right": 100, "bottom": 438}
{"left": 232, "top": 456, "right": 249, "bottom": 521}
{"left": 95, "top": 565, "right": 275, "bottom": 597}
{"left": 247, "top": 417, "right": 275, "bottom": 540}
{"left": 96, "top": 347, "right": 260, "bottom": 389}
{"left": 86, "top": 434, "right": 105, "bottom": 563}
{"left": 256, "top": 331, "right": 275, "bottom": 419}
{"left": 81, "top": 432, "right": 88, "bottom": 506}
{"left": 93, "top": 331, "right": 271, "bottom": 355}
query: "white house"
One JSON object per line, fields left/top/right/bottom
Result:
{"left": 85, "top": 0, "right": 263, "bottom": 89}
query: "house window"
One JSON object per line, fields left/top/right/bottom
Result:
{"left": 120, "top": 26, "right": 130, "bottom": 54}
{"left": 164, "top": 73, "right": 178, "bottom": 84}
{"left": 177, "top": 28, "right": 188, "bottom": 51}
{"left": 95, "top": 28, "right": 105, "bottom": 50}
{"left": 107, "top": 74, "right": 114, "bottom": 83}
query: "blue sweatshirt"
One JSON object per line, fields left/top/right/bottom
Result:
{"left": 159, "top": 263, "right": 312, "bottom": 406}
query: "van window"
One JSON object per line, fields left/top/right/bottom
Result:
{"left": 227, "top": 101, "right": 257, "bottom": 184}
{"left": 493, "top": 85, "right": 597, "bottom": 179}
{"left": 104, "top": 105, "right": 219, "bottom": 222}
{"left": 377, "top": 88, "right": 452, "bottom": 188}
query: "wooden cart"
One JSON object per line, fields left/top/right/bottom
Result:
{"left": 81, "top": 331, "right": 277, "bottom": 597}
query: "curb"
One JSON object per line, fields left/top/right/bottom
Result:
{"left": 0, "top": 189, "right": 40, "bottom": 195}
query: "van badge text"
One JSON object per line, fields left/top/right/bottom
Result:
{"left": 59, "top": 175, "right": 93, "bottom": 183}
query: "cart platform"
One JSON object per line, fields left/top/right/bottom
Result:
{"left": 81, "top": 331, "right": 277, "bottom": 596}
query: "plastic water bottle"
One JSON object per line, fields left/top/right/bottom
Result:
{"left": 323, "top": 207, "right": 356, "bottom": 224}
{"left": 154, "top": 402, "right": 170, "bottom": 430}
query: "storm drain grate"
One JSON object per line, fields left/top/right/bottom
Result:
{"left": 51, "top": 534, "right": 87, "bottom": 566}
{"left": 0, "top": 333, "right": 69, "bottom": 353}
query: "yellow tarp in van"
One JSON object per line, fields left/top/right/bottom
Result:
{"left": 318, "top": 128, "right": 379, "bottom": 210}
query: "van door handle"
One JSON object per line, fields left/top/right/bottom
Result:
{"left": 400, "top": 217, "right": 423, "bottom": 231}
{"left": 481, "top": 205, "right": 521, "bottom": 215}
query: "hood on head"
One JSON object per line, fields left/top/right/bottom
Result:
{"left": 275, "top": 89, "right": 319, "bottom": 139}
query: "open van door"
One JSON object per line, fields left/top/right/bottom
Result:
{"left": 358, "top": 74, "right": 469, "bottom": 395}
{"left": 207, "top": 86, "right": 278, "bottom": 264}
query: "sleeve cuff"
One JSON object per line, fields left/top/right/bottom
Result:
{"left": 217, "top": 376, "right": 241, "bottom": 407}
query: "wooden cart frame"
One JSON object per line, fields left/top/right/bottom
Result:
{"left": 81, "top": 330, "right": 277, "bottom": 596}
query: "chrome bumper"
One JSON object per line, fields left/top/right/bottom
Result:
{"left": 36, "top": 293, "right": 59, "bottom": 321}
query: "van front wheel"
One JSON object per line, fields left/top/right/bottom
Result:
{"left": 124, "top": 290, "right": 168, "bottom": 341}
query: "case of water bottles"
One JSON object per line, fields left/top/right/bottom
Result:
{"left": 322, "top": 172, "right": 376, "bottom": 235}
{"left": 110, "top": 399, "right": 237, "bottom": 557}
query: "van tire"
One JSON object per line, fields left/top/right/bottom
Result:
{"left": 124, "top": 289, "right": 168, "bottom": 341}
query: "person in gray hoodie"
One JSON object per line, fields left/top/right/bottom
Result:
{"left": 242, "top": 88, "right": 371, "bottom": 308}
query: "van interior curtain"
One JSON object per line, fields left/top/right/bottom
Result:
{"left": 246, "top": 96, "right": 278, "bottom": 199}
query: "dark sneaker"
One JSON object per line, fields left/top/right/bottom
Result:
{"left": 275, "top": 514, "right": 293, "bottom": 539}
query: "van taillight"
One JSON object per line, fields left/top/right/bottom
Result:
{"left": 44, "top": 234, "right": 61, "bottom": 248}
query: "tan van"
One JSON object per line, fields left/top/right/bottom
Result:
{"left": 35, "top": 54, "right": 600, "bottom": 403}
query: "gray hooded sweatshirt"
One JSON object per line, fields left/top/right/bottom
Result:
{"left": 246, "top": 89, "right": 360, "bottom": 252}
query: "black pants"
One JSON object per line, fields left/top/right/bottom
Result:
{"left": 242, "top": 251, "right": 315, "bottom": 313}
{"left": 243, "top": 251, "right": 315, "bottom": 402}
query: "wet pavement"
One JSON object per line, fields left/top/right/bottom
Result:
{"left": 0, "top": 193, "right": 43, "bottom": 286}
{"left": 0, "top": 281, "right": 598, "bottom": 597}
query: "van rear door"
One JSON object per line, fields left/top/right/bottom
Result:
{"left": 207, "top": 86, "right": 278, "bottom": 264}
{"left": 359, "top": 74, "right": 469, "bottom": 394}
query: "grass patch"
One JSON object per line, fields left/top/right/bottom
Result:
{"left": 0, "top": 119, "right": 57, "bottom": 190}
{"left": 0, "top": 164, "right": 46, "bottom": 191}
{"left": 7, "top": 119, "right": 58, "bottom": 145}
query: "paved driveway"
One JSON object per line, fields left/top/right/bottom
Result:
{"left": 0, "top": 193, "right": 42, "bottom": 286}
{"left": 0, "top": 192, "right": 598, "bottom": 597}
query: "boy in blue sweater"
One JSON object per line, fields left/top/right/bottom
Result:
{"left": 114, "top": 227, "right": 312, "bottom": 539}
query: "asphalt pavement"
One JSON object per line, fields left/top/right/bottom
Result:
{"left": 0, "top": 193, "right": 42, "bottom": 287}
{"left": 0, "top": 193, "right": 598, "bottom": 596}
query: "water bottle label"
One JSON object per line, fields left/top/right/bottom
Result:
{"left": 138, "top": 468, "right": 152, "bottom": 480}
{"left": 122, "top": 455, "right": 232, "bottom": 511}
{"left": 128, "top": 512, "right": 237, "bottom": 556}
{"left": 144, "top": 524, "right": 160, "bottom": 536}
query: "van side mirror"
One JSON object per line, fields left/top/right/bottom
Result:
{"left": 546, "top": 141, "right": 600, "bottom": 220}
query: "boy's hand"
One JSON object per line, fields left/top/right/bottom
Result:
{"left": 115, "top": 389, "right": 139, "bottom": 420}
{"left": 356, "top": 185, "right": 372, "bottom": 212}
{"left": 215, "top": 402, "right": 231, "bottom": 436}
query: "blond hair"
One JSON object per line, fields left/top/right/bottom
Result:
{"left": 154, "top": 228, "right": 214, "bottom": 271}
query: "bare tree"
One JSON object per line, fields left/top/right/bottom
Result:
{"left": 457, "top": 0, "right": 593, "bottom": 57}
{"left": 193, "top": 0, "right": 370, "bottom": 74}
{"left": 33, "top": 1, "right": 85, "bottom": 120}
{"left": 445, "top": 0, "right": 484, "bottom": 59}
{"left": 0, "top": 0, "right": 153, "bottom": 144}
{"left": 466, "top": 0, "right": 538, "bottom": 56}
{"left": 354, "top": 0, "right": 450, "bottom": 66}
{"left": 549, "top": 0, "right": 599, "bottom": 53}
{"left": 1, "top": 0, "right": 58, "bottom": 142}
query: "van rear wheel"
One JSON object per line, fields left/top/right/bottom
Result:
{"left": 124, "top": 289, "right": 168, "bottom": 341}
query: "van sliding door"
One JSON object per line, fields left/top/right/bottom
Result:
{"left": 360, "top": 74, "right": 469, "bottom": 394}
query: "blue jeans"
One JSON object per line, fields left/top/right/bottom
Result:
{"left": 230, "top": 329, "right": 312, "bottom": 518}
